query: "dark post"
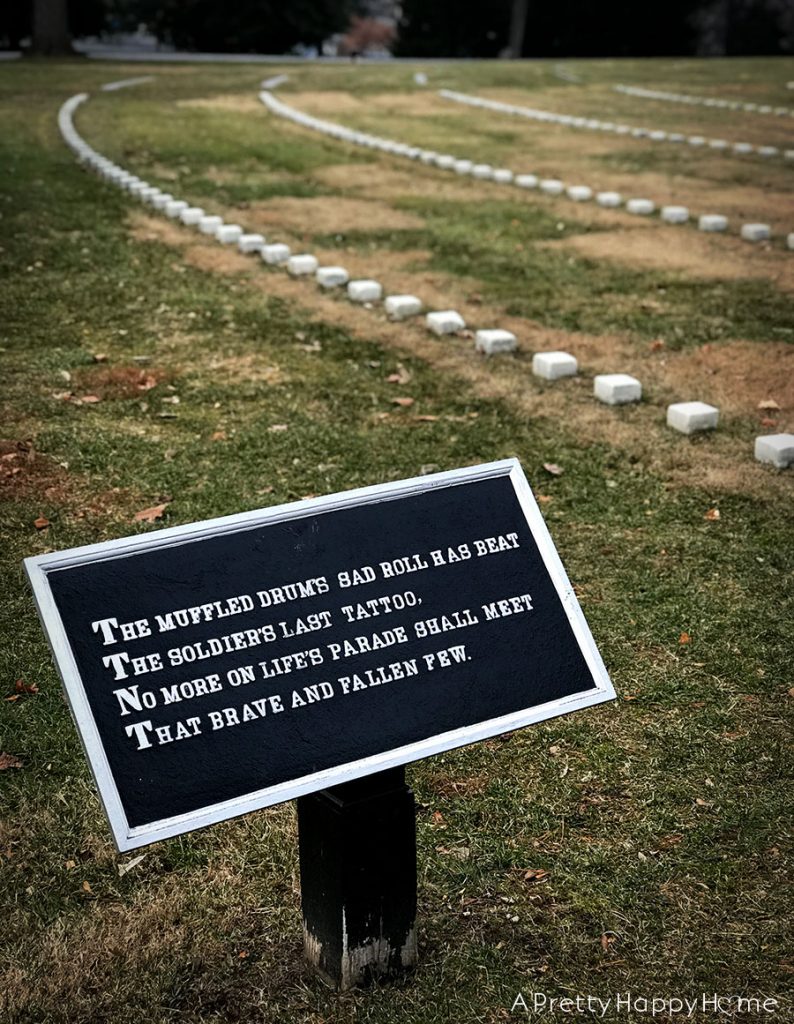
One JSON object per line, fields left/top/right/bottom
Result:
{"left": 297, "top": 766, "right": 417, "bottom": 989}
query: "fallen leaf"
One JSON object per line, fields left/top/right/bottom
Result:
{"left": 548, "top": 745, "right": 562, "bottom": 756}
{"left": 387, "top": 365, "right": 412, "bottom": 385}
{"left": 415, "top": 415, "right": 439, "bottom": 422}
{"left": 92, "top": 352, "right": 108, "bottom": 363}
{"left": 537, "top": 494, "right": 553, "bottom": 504}
{"left": 431, "top": 810, "right": 445, "bottom": 825}
{"left": 523, "top": 868, "right": 548, "bottom": 882}
{"left": 704, "top": 508, "right": 720, "bottom": 521}
{"left": 82, "top": 880, "right": 92, "bottom": 893}
{"left": 679, "top": 632, "right": 691, "bottom": 645}
{"left": 238, "top": 950, "right": 249, "bottom": 959}
{"left": 543, "top": 463, "right": 563, "bottom": 476}
{"left": 649, "top": 339, "right": 666, "bottom": 352}
{"left": 79, "top": 394, "right": 102, "bottom": 404}
{"left": 14, "top": 679, "right": 39, "bottom": 695}
{"left": 757, "top": 399, "right": 780, "bottom": 411}
{"left": 33, "top": 516, "right": 50, "bottom": 531}
{"left": 601, "top": 933, "right": 617, "bottom": 951}
{"left": 760, "top": 417, "right": 777, "bottom": 427}
{"left": 695, "top": 798, "right": 711, "bottom": 807}
{"left": 118, "top": 853, "right": 146, "bottom": 877}
{"left": 0, "top": 752, "right": 23, "bottom": 770}
{"left": 137, "top": 374, "right": 158, "bottom": 391}
{"left": 210, "top": 430, "right": 227, "bottom": 441}
{"left": 133, "top": 502, "right": 169, "bottom": 523}
{"left": 268, "top": 424, "right": 288, "bottom": 433}
{"left": 65, "top": 859, "right": 76, "bottom": 870}
{"left": 392, "top": 397, "right": 415, "bottom": 407}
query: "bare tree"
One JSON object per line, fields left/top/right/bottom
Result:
{"left": 507, "top": 0, "right": 529, "bottom": 57}
{"left": 31, "top": 0, "right": 73, "bottom": 55}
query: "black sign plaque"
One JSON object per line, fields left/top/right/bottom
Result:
{"left": 26, "top": 460, "right": 615, "bottom": 851}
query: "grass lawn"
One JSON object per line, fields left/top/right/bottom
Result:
{"left": 1, "top": 56, "right": 792, "bottom": 1023}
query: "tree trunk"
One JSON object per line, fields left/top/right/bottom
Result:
{"left": 31, "top": 0, "right": 73, "bottom": 56}
{"left": 507, "top": 0, "right": 529, "bottom": 58}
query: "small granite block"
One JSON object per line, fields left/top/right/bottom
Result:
{"left": 216, "top": 224, "right": 242, "bottom": 244}
{"left": 287, "top": 254, "right": 319, "bottom": 276}
{"left": 347, "top": 279, "right": 382, "bottom": 303}
{"left": 515, "top": 174, "right": 539, "bottom": 188}
{"left": 435, "top": 155, "right": 456, "bottom": 169}
{"left": 164, "top": 200, "right": 188, "bottom": 218}
{"left": 471, "top": 164, "right": 494, "bottom": 179}
{"left": 198, "top": 215, "right": 223, "bottom": 234}
{"left": 661, "top": 205, "right": 689, "bottom": 224}
{"left": 699, "top": 214, "right": 728, "bottom": 232}
{"left": 454, "top": 159, "right": 473, "bottom": 174}
{"left": 567, "top": 185, "right": 593, "bottom": 201}
{"left": 262, "top": 243, "right": 291, "bottom": 264}
{"left": 151, "top": 193, "right": 173, "bottom": 210}
{"left": 758, "top": 146, "right": 779, "bottom": 157}
{"left": 597, "top": 191, "right": 622, "bottom": 207}
{"left": 667, "top": 401, "right": 719, "bottom": 434}
{"left": 238, "top": 233, "right": 265, "bottom": 254}
{"left": 426, "top": 310, "right": 465, "bottom": 335}
{"left": 594, "top": 373, "right": 642, "bottom": 405}
{"left": 688, "top": 135, "right": 706, "bottom": 146}
{"left": 788, "top": 233, "right": 794, "bottom": 251}
{"left": 492, "top": 169, "right": 513, "bottom": 183}
{"left": 708, "top": 139, "right": 729, "bottom": 150}
{"left": 626, "top": 198, "right": 655, "bottom": 215}
{"left": 385, "top": 295, "right": 423, "bottom": 320}
{"left": 475, "top": 329, "right": 517, "bottom": 354}
{"left": 740, "top": 223, "right": 770, "bottom": 242}
{"left": 733, "top": 142, "right": 753, "bottom": 154}
{"left": 540, "top": 179, "right": 564, "bottom": 195}
{"left": 754, "top": 434, "right": 794, "bottom": 468}
{"left": 532, "top": 350, "right": 578, "bottom": 380}
{"left": 316, "top": 266, "right": 349, "bottom": 288}
{"left": 180, "top": 206, "right": 205, "bottom": 225}
{"left": 139, "top": 187, "right": 160, "bottom": 202}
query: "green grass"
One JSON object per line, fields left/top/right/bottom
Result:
{"left": 1, "top": 56, "right": 793, "bottom": 1024}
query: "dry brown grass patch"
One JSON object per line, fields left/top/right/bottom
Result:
{"left": 247, "top": 195, "right": 425, "bottom": 235}
{"left": 72, "top": 365, "right": 172, "bottom": 400}
{"left": 177, "top": 93, "right": 263, "bottom": 114}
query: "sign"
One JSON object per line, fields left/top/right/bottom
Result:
{"left": 26, "top": 460, "right": 615, "bottom": 851}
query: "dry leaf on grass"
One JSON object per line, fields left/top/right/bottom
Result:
{"left": 0, "top": 752, "right": 23, "bottom": 770}
{"left": 523, "top": 868, "right": 548, "bottom": 882}
{"left": 543, "top": 463, "right": 564, "bottom": 476}
{"left": 704, "top": 508, "right": 721, "bottom": 521}
{"left": 79, "top": 394, "right": 102, "bottom": 404}
{"left": 387, "top": 364, "right": 412, "bottom": 385}
{"left": 268, "top": 424, "right": 288, "bottom": 433}
{"left": 757, "top": 399, "right": 780, "bottom": 411}
{"left": 679, "top": 632, "right": 691, "bottom": 645}
{"left": 133, "top": 502, "right": 169, "bottom": 523}
{"left": 33, "top": 516, "right": 50, "bottom": 531}
{"left": 392, "top": 397, "right": 415, "bottom": 407}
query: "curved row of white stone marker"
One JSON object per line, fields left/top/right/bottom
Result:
{"left": 56, "top": 92, "right": 793, "bottom": 467}
{"left": 614, "top": 83, "right": 794, "bottom": 120}
{"left": 439, "top": 88, "right": 793, "bottom": 164}
{"left": 260, "top": 89, "right": 792, "bottom": 251}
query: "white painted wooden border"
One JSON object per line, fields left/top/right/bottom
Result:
{"left": 26, "top": 459, "right": 615, "bottom": 852}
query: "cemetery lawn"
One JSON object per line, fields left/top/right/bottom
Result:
{"left": 1, "top": 57, "right": 793, "bottom": 1024}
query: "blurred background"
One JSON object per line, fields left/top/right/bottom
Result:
{"left": 3, "top": 0, "right": 794, "bottom": 62}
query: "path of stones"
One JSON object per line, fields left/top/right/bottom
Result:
{"left": 57, "top": 77, "right": 794, "bottom": 470}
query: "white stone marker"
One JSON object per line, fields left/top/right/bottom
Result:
{"left": 754, "top": 434, "right": 794, "bottom": 468}
{"left": 199, "top": 215, "right": 223, "bottom": 234}
{"left": 788, "top": 233, "right": 794, "bottom": 251}
{"left": 699, "top": 214, "right": 728, "bottom": 232}
{"left": 180, "top": 206, "right": 205, "bottom": 225}
{"left": 492, "top": 169, "right": 514, "bottom": 183}
{"left": 626, "top": 198, "right": 655, "bottom": 215}
{"left": 426, "top": 310, "right": 465, "bottom": 335}
{"left": 287, "top": 254, "right": 319, "bottom": 276}
{"left": 708, "top": 139, "right": 729, "bottom": 150}
{"left": 262, "top": 243, "right": 291, "bottom": 265}
{"left": 540, "top": 179, "right": 564, "bottom": 195}
{"left": 597, "top": 191, "right": 622, "bottom": 207}
{"left": 594, "top": 373, "right": 642, "bottom": 405}
{"left": 515, "top": 174, "right": 539, "bottom": 189}
{"left": 688, "top": 136, "right": 706, "bottom": 147}
{"left": 139, "top": 187, "right": 160, "bottom": 202}
{"left": 661, "top": 205, "right": 689, "bottom": 224}
{"left": 475, "top": 329, "right": 517, "bottom": 354}
{"left": 567, "top": 185, "right": 593, "bottom": 202}
{"left": 316, "top": 266, "right": 349, "bottom": 288}
{"left": 151, "top": 193, "right": 174, "bottom": 210}
{"left": 347, "top": 279, "right": 382, "bottom": 303}
{"left": 740, "top": 223, "right": 771, "bottom": 242}
{"left": 667, "top": 401, "right": 719, "bottom": 434}
{"left": 238, "top": 233, "right": 265, "bottom": 254}
{"left": 471, "top": 164, "right": 494, "bottom": 179}
{"left": 165, "top": 200, "right": 189, "bottom": 218}
{"left": 385, "top": 295, "right": 423, "bottom": 320}
{"left": 532, "top": 351, "right": 578, "bottom": 380}
{"left": 454, "top": 159, "right": 473, "bottom": 174}
{"left": 758, "top": 146, "right": 779, "bottom": 157}
{"left": 733, "top": 142, "right": 753, "bottom": 154}
{"left": 216, "top": 224, "right": 242, "bottom": 244}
